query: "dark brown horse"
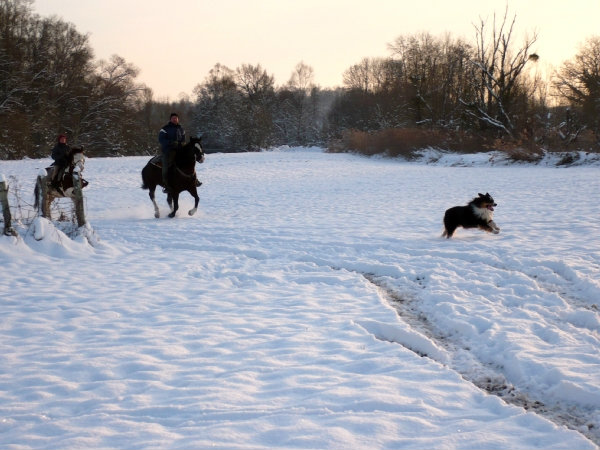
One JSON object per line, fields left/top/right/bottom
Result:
{"left": 34, "top": 146, "right": 89, "bottom": 214}
{"left": 141, "top": 136, "right": 205, "bottom": 218}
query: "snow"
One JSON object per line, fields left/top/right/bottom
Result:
{"left": 0, "top": 147, "right": 599, "bottom": 449}
{"left": 412, "top": 148, "right": 600, "bottom": 167}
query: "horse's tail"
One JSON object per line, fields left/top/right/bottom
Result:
{"left": 141, "top": 174, "right": 149, "bottom": 190}
{"left": 141, "top": 169, "right": 149, "bottom": 190}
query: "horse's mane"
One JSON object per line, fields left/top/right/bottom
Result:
{"left": 175, "top": 139, "right": 202, "bottom": 168}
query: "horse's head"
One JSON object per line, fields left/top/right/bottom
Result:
{"left": 189, "top": 137, "right": 205, "bottom": 164}
{"left": 174, "top": 137, "right": 205, "bottom": 168}
{"left": 70, "top": 146, "right": 85, "bottom": 173}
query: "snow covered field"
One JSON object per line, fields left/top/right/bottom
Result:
{"left": 1, "top": 148, "right": 599, "bottom": 449}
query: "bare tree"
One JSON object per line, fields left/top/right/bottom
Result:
{"left": 235, "top": 63, "right": 275, "bottom": 103}
{"left": 461, "top": 7, "right": 538, "bottom": 137}
{"left": 553, "top": 36, "right": 600, "bottom": 137}
{"left": 388, "top": 32, "right": 473, "bottom": 126}
{"left": 74, "top": 55, "right": 146, "bottom": 154}
{"left": 287, "top": 61, "right": 315, "bottom": 93}
{"left": 342, "top": 57, "right": 383, "bottom": 93}
{"left": 192, "top": 63, "right": 244, "bottom": 150}
{"left": 277, "top": 62, "right": 320, "bottom": 145}
{"left": 235, "top": 63, "right": 276, "bottom": 149}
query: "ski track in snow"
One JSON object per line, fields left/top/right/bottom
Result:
{"left": 0, "top": 148, "right": 599, "bottom": 449}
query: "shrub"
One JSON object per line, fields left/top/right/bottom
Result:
{"left": 330, "top": 128, "right": 498, "bottom": 158}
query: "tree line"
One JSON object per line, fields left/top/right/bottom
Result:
{"left": 1, "top": 0, "right": 599, "bottom": 160}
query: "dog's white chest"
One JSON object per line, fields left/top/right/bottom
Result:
{"left": 473, "top": 205, "right": 494, "bottom": 222}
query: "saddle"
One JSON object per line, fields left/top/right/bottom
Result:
{"left": 45, "top": 164, "right": 89, "bottom": 189}
{"left": 150, "top": 152, "right": 176, "bottom": 168}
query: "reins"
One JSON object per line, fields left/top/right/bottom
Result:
{"left": 174, "top": 145, "right": 203, "bottom": 179}
{"left": 175, "top": 165, "right": 196, "bottom": 178}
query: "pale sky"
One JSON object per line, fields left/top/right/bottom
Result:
{"left": 33, "top": 0, "right": 600, "bottom": 100}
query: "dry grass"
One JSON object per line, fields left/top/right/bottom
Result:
{"left": 328, "top": 127, "right": 599, "bottom": 160}
{"left": 329, "top": 128, "right": 495, "bottom": 158}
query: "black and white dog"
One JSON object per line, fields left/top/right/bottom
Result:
{"left": 442, "top": 193, "right": 500, "bottom": 238}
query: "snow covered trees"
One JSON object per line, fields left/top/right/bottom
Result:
{"left": 0, "top": 0, "right": 149, "bottom": 158}
{"left": 192, "top": 62, "right": 328, "bottom": 151}
{"left": 1, "top": 0, "right": 598, "bottom": 157}
{"left": 191, "top": 63, "right": 276, "bottom": 151}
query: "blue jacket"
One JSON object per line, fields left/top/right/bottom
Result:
{"left": 158, "top": 122, "right": 186, "bottom": 152}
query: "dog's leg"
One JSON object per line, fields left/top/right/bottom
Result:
{"left": 443, "top": 227, "right": 456, "bottom": 238}
{"left": 480, "top": 222, "right": 500, "bottom": 234}
{"left": 489, "top": 220, "right": 501, "bottom": 234}
{"left": 442, "top": 219, "right": 454, "bottom": 238}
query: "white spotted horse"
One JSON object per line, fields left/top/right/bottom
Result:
{"left": 141, "top": 136, "right": 205, "bottom": 218}
{"left": 34, "top": 146, "right": 89, "bottom": 215}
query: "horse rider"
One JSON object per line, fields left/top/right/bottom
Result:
{"left": 158, "top": 112, "right": 186, "bottom": 193}
{"left": 50, "top": 134, "right": 71, "bottom": 192}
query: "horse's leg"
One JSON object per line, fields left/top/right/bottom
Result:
{"left": 188, "top": 187, "right": 199, "bottom": 216}
{"left": 166, "top": 193, "right": 174, "bottom": 212}
{"left": 149, "top": 185, "right": 160, "bottom": 218}
{"left": 168, "top": 193, "right": 179, "bottom": 218}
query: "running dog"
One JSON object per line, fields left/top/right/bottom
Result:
{"left": 442, "top": 193, "right": 500, "bottom": 238}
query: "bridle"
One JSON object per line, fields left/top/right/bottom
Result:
{"left": 174, "top": 141, "right": 203, "bottom": 178}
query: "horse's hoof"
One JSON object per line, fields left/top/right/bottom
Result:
{"left": 154, "top": 213, "right": 160, "bottom": 219}
{"left": 168, "top": 212, "right": 176, "bottom": 218}
{"left": 188, "top": 208, "right": 197, "bottom": 216}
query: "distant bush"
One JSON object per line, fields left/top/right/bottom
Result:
{"left": 536, "top": 128, "right": 599, "bottom": 153}
{"left": 329, "top": 128, "right": 497, "bottom": 158}
{"left": 328, "top": 126, "right": 599, "bottom": 160}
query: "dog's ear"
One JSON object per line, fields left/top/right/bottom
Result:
{"left": 478, "top": 193, "right": 484, "bottom": 197}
